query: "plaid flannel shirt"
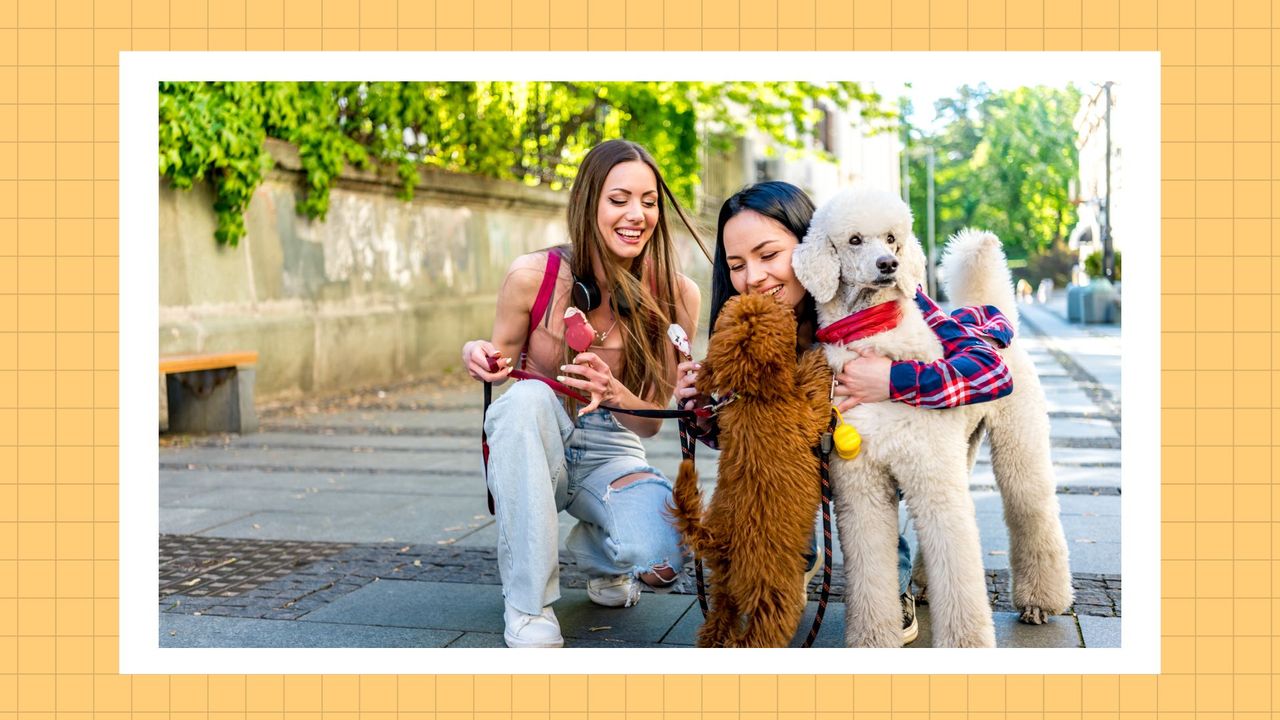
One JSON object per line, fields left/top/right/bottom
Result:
{"left": 888, "top": 288, "right": 1014, "bottom": 408}
{"left": 690, "top": 288, "right": 1014, "bottom": 448}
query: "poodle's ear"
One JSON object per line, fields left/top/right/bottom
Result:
{"left": 897, "top": 232, "right": 928, "bottom": 297}
{"left": 792, "top": 231, "right": 840, "bottom": 304}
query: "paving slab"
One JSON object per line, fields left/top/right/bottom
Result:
{"left": 901, "top": 497, "right": 1121, "bottom": 574}
{"left": 907, "top": 607, "right": 1081, "bottom": 648}
{"left": 553, "top": 591, "right": 696, "bottom": 644}
{"left": 975, "top": 445, "right": 1121, "bottom": 467}
{"left": 1056, "top": 494, "right": 1122, "bottom": 515}
{"left": 192, "top": 494, "right": 491, "bottom": 544}
{"left": 161, "top": 469, "right": 489, "bottom": 499}
{"left": 162, "top": 487, "right": 423, "bottom": 516}
{"left": 182, "top": 431, "right": 474, "bottom": 453}
{"left": 160, "top": 508, "right": 257, "bottom": 535}
{"left": 265, "top": 408, "right": 483, "bottom": 434}
{"left": 300, "top": 580, "right": 694, "bottom": 646}
{"left": 1078, "top": 614, "right": 1122, "bottom": 648}
{"left": 160, "top": 612, "right": 462, "bottom": 648}
{"left": 663, "top": 600, "right": 847, "bottom": 648}
{"left": 1042, "top": 387, "right": 1112, "bottom": 415}
{"left": 1048, "top": 416, "right": 1120, "bottom": 440}
{"left": 443, "top": 631, "right": 507, "bottom": 648}
{"left": 301, "top": 578, "right": 507, "bottom": 633}
{"left": 968, "top": 462, "right": 1121, "bottom": 490}
{"left": 667, "top": 603, "right": 1082, "bottom": 649}
{"left": 161, "top": 445, "right": 465, "bottom": 475}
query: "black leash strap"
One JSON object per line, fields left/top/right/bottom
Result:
{"left": 801, "top": 409, "right": 838, "bottom": 648}
{"left": 677, "top": 417, "right": 709, "bottom": 618}
{"left": 482, "top": 381, "right": 495, "bottom": 514}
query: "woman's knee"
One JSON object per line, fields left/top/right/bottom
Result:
{"left": 600, "top": 474, "right": 684, "bottom": 572}
{"left": 609, "top": 471, "right": 655, "bottom": 489}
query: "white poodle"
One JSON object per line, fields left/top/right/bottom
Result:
{"left": 792, "top": 188, "right": 1073, "bottom": 648}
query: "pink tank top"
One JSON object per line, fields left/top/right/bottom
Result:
{"left": 522, "top": 248, "right": 623, "bottom": 378}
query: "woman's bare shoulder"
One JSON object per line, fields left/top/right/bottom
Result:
{"left": 502, "top": 249, "right": 565, "bottom": 301}
{"left": 674, "top": 273, "right": 701, "bottom": 307}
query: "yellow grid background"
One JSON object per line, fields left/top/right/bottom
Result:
{"left": 0, "top": 0, "right": 1246, "bottom": 715}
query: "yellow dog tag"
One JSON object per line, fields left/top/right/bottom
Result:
{"left": 832, "top": 407, "right": 862, "bottom": 460}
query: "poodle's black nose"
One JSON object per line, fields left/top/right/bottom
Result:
{"left": 877, "top": 255, "right": 899, "bottom": 274}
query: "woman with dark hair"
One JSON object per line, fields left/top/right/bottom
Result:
{"left": 677, "top": 181, "right": 1015, "bottom": 646}
{"left": 462, "top": 139, "right": 708, "bottom": 648}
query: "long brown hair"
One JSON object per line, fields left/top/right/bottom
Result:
{"left": 564, "top": 139, "right": 709, "bottom": 405}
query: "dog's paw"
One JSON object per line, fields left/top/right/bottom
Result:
{"left": 1018, "top": 606, "right": 1050, "bottom": 625}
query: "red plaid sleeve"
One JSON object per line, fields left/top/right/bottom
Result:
{"left": 888, "top": 288, "right": 1014, "bottom": 408}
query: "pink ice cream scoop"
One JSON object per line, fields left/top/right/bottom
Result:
{"left": 564, "top": 307, "right": 597, "bottom": 353}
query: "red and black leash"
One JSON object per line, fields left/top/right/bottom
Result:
{"left": 675, "top": 416, "right": 710, "bottom": 617}
{"left": 801, "top": 409, "right": 839, "bottom": 648}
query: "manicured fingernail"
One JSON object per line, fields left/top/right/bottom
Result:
{"left": 556, "top": 375, "right": 566, "bottom": 382}
{"left": 560, "top": 365, "right": 568, "bottom": 371}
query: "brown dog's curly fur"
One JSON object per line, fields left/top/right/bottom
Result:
{"left": 669, "top": 293, "right": 833, "bottom": 647}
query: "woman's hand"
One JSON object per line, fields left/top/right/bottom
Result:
{"left": 462, "top": 339, "right": 513, "bottom": 383}
{"left": 674, "top": 359, "right": 706, "bottom": 412}
{"left": 833, "top": 348, "right": 892, "bottom": 412}
{"left": 558, "top": 351, "right": 621, "bottom": 415}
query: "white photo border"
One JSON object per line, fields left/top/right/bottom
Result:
{"left": 121, "top": 50, "right": 1160, "bottom": 674}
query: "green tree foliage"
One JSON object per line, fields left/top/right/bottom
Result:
{"left": 902, "top": 84, "right": 1081, "bottom": 266}
{"left": 159, "top": 81, "right": 890, "bottom": 246}
{"left": 1084, "top": 248, "right": 1121, "bottom": 281}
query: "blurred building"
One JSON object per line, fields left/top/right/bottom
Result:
{"left": 698, "top": 91, "right": 902, "bottom": 218}
{"left": 1069, "top": 82, "right": 1126, "bottom": 284}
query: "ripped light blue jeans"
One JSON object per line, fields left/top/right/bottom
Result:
{"left": 484, "top": 379, "right": 685, "bottom": 616}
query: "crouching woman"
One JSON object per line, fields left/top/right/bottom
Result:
{"left": 461, "top": 140, "right": 705, "bottom": 647}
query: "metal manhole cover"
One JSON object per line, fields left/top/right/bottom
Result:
{"left": 159, "top": 534, "right": 353, "bottom": 599}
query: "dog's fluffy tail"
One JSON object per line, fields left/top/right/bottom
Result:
{"left": 669, "top": 459, "right": 718, "bottom": 558}
{"left": 939, "top": 228, "right": 1020, "bottom": 333}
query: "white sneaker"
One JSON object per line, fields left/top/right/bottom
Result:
{"left": 503, "top": 602, "right": 564, "bottom": 648}
{"left": 901, "top": 592, "right": 919, "bottom": 646}
{"left": 587, "top": 574, "right": 641, "bottom": 608}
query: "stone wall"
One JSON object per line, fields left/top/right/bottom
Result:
{"left": 160, "top": 140, "right": 711, "bottom": 400}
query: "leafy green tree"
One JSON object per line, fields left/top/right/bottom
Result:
{"left": 159, "top": 81, "right": 890, "bottom": 246}
{"left": 903, "top": 84, "right": 1080, "bottom": 267}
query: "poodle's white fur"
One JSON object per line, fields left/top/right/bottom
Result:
{"left": 793, "top": 188, "right": 1073, "bottom": 648}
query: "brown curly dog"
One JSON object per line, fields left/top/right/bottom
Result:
{"left": 669, "top": 293, "right": 833, "bottom": 647}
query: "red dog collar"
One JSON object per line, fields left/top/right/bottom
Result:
{"left": 815, "top": 301, "right": 903, "bottom": 345}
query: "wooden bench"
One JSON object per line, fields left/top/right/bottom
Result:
{"left": 160, "top": 351, "right": 259, "bottom": 434}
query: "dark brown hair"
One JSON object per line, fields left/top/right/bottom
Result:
{"left": 710, "top": 181, "right": 818, "bottom": 338}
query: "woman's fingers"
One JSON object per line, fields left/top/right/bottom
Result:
{"left": 675, "top": 361, "right": 702, "bottom": 401}
{"left": 556, "top": 374, "right": 605, "bottom": 414}
{"left": 556, "top": 371, "right": 605, "bottom": 407}
{"left": 677, "top": 360, "right": 700, "bottom": 375}
{"left": 465, "top": 343, "right": 513, "bottom": 382}
{"left": 831, "top": 374, "right": 852, "bottom": 396}
{"left": 578, "top": 394, "right": 602, "bottom": 415}
{"left": 560, "top": 363, "right": 586, "bottom": 377}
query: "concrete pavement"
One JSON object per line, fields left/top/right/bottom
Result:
{"left": 158, "top": 293, "right": 1121, "bottom": 649}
